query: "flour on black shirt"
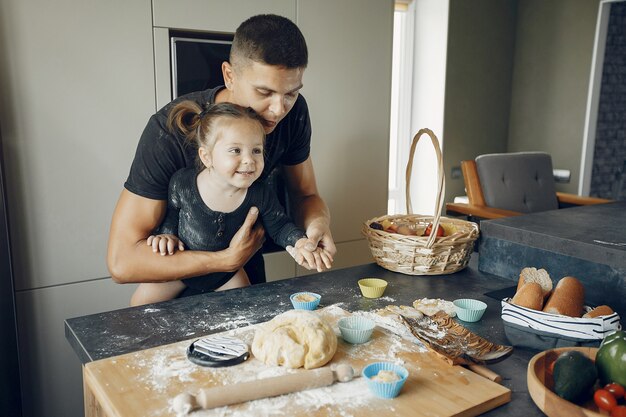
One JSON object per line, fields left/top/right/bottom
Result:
{"left": 160, "top": 168, "right": 305, "bottom": 291}
{"left": 124, "top": 86, "right": 312, "bottom": 200}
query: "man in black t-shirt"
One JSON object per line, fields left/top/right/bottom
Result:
{"left": 107, "top": 14, "right": 336, "bottom": 294}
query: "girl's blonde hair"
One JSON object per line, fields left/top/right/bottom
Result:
{"left": 167, "top": 101, "right": 266, "bottom": 168}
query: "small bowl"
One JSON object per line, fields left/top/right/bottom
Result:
{"left": 358, "top": 278, "right": 388, "bottom": 298}
{"left": 290, "top": 292, "right": 321, "bottom": 310}
{"left": 338, "top": 316, "right": 376, "bottom": 344}
{"left": 527, "top": 347, "right": 601, "bottom": 417}
{"left": 453, "top": 299, "right": 487, "bottom": 322}
{"left": 362, "top": 362, "right": 409, "bottom": 399}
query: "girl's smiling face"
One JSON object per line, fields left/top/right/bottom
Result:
{"left": 200, "top": 117, "right": 265, "bottom": 190}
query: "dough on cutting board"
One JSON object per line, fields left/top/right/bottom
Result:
{"left": 251, "top": 310, "right": 337, "bottom": 369}
{"left": 372, "top": 370, "right": 401, "bottom": 383}
{"left": 382, "top": 305, "right": 424, "bottom": 319}
{"left": 412, "top": 298, "right": 456, "bottom": 317}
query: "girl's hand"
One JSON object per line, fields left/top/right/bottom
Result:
{"left": 147, "top": 234, "right": 185, "bottom": 256}
{"left": 288, "top": 238, "right": 333, "bottom": 272}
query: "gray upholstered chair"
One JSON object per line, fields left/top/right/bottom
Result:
{"left": 446, "top": 152, "right": 611, "bottom": 220}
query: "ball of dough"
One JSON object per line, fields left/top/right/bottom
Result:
{"left": 251, "top": 310, "right": 337, "bottom": 369}
{"left": 372, "top": 370, "right": 401, "bottom": 382}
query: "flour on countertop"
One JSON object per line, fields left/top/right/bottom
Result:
{"left": 205, "top": 315, "right": 252, "bottom": 331}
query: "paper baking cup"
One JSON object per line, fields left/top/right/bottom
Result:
{"left": 358, "top": 278, "right": 388, "bottom": 298}
{"left": 338, "top": 316, "right": 376, "bottom": 344}
{"left": 362, "top": 362, "right": 409, "bottom": 399}
{"left": 290, "top": 292, "right": 321, "bottom": 310}
{"left": 453, "top": 299, "right": 487, "bottom": 322}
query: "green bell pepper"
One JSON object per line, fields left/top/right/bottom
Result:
{"left": 596, "top": 330, "right": 626, "bottom": 387}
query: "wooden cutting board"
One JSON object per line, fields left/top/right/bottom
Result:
{"left": 84, "top": 305, "right": 510, "bottom": 417}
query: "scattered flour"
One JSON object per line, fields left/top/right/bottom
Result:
{"left": 356, "top": 311, "right": 421, "bottom": 344}
{"left": 172, "top": 377, "right": 372, "bottom": 417}
{"left": 207, "top": 316, "right": 252, "bottom": 331}
{"left": 135, "top": 345, "right": 198, "bottom": 392}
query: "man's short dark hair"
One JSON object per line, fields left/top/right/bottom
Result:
{"left": 231, "top": 14, "right": 308, "bottom": 69}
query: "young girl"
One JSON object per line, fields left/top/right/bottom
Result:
{"left": 130, "top": 102, "right": 332, "bottom": 306}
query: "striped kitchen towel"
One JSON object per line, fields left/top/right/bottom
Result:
{"left": 501, "top": 298, "right": 621, "bottom": 341}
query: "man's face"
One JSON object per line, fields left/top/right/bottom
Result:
{"left": 226, "top": 61, "right": 304, "bottom": 134}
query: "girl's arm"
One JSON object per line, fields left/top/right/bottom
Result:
{"left": 257, "top": 185, "right": 332, "bottom": 272}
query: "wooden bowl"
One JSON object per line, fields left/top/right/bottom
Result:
{"left": 527, "top": 346, "right": 602, "bottom": 417}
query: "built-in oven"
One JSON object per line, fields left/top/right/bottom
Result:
{"left": 170, "top": 30, "right": 233, "bottom": 99}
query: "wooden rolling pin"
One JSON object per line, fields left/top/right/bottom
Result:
{"left": 173, "top": 364, "right": 356, "bottom": 414}
{"left": 467, "top": 364, "right": 502, "bottom": 383}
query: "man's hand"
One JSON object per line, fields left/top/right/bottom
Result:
{"left": 304, "top": 219, "right": 337, "bottom": 258}
{"left": 283, "top": 157, "right": 337, "bottom": 265}
{"left": 286, "top": 219, "right": 337, "bottom": 272}
{"left": 226, "top": 207, "right": 265, "bottom": 271}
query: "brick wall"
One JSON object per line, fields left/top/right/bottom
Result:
{"left": 591, "top": 2, "right": 626, "bottom": 200}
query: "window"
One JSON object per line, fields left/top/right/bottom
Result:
{"left": 388, "top": 3, "right": 414, "bottom": 215}
{"left": 388, "top": 0, "right": 449, "bottom": 216}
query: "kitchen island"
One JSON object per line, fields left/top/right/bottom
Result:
{"left": 66, "top": 256, "right": 580, "bottom": 417}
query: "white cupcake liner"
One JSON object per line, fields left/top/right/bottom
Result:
{"left": 453, "top": 298, "right": 487, "bottom": 322}
{"left": 338, "top": 316, "right": 375, "bottom": 344}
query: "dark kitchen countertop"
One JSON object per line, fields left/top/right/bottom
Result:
{"left": 478, "top": 202, "right": 626, "bottom": 310}
{"left": 479, "top": 201, "right": 626, "bottom": 268}
{"left": 65, "top": 257, "right": 590, "bottom": 417}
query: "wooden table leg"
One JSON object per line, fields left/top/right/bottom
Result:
{"left": 83, "top": 365, "right": 107, "bottom": 417}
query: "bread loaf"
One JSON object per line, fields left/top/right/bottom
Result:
{"left": 511, "top": 282, "right": 544, "bottom": 310}
{"left": 517, "top": 267, "right": 553, "bottom": 300}
{"left": 542, "top": 276, "right": 585, "bottom": 317}
{"left": 582, "top": 305, "right": 614, "bottom": 318}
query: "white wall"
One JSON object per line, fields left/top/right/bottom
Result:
{"left": 0, "top": 1, "right": 155, "bottom": 415}
{"left": 0, "top": 0, "right": 155, "bottom": 290}
{"left": 507, "top": 0, "right": 601, "bottom": 195}
{"left": 0, "top": 1, "right": 393, "bottom": 416}
{"left": 407, "top": 0, "right": 450, "bottom": 217}
{"left": 442, "top": 0, "right": 601, "bottom": 200}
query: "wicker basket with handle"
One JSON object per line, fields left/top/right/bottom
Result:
{"left": 362, "top": 128, "right": 479, "bottom": 275}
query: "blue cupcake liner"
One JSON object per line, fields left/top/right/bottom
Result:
{"left": 362, "top": 362, "right": 409, "bottom": 399}
{"left": 338, "top": 316, "right": 375, "bottom": 344}
{"left": 453, "top": 298, "right": 487, "bottom": 322}
{"left": 290, "top": 292, "right": 321, "bottom": 310}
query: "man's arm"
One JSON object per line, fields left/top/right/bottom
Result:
{"left": 106, "top": 189, "right": 264, "bottom": 283}
{"left": 283, "top": 156, "right": 337, "bottom": 258}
